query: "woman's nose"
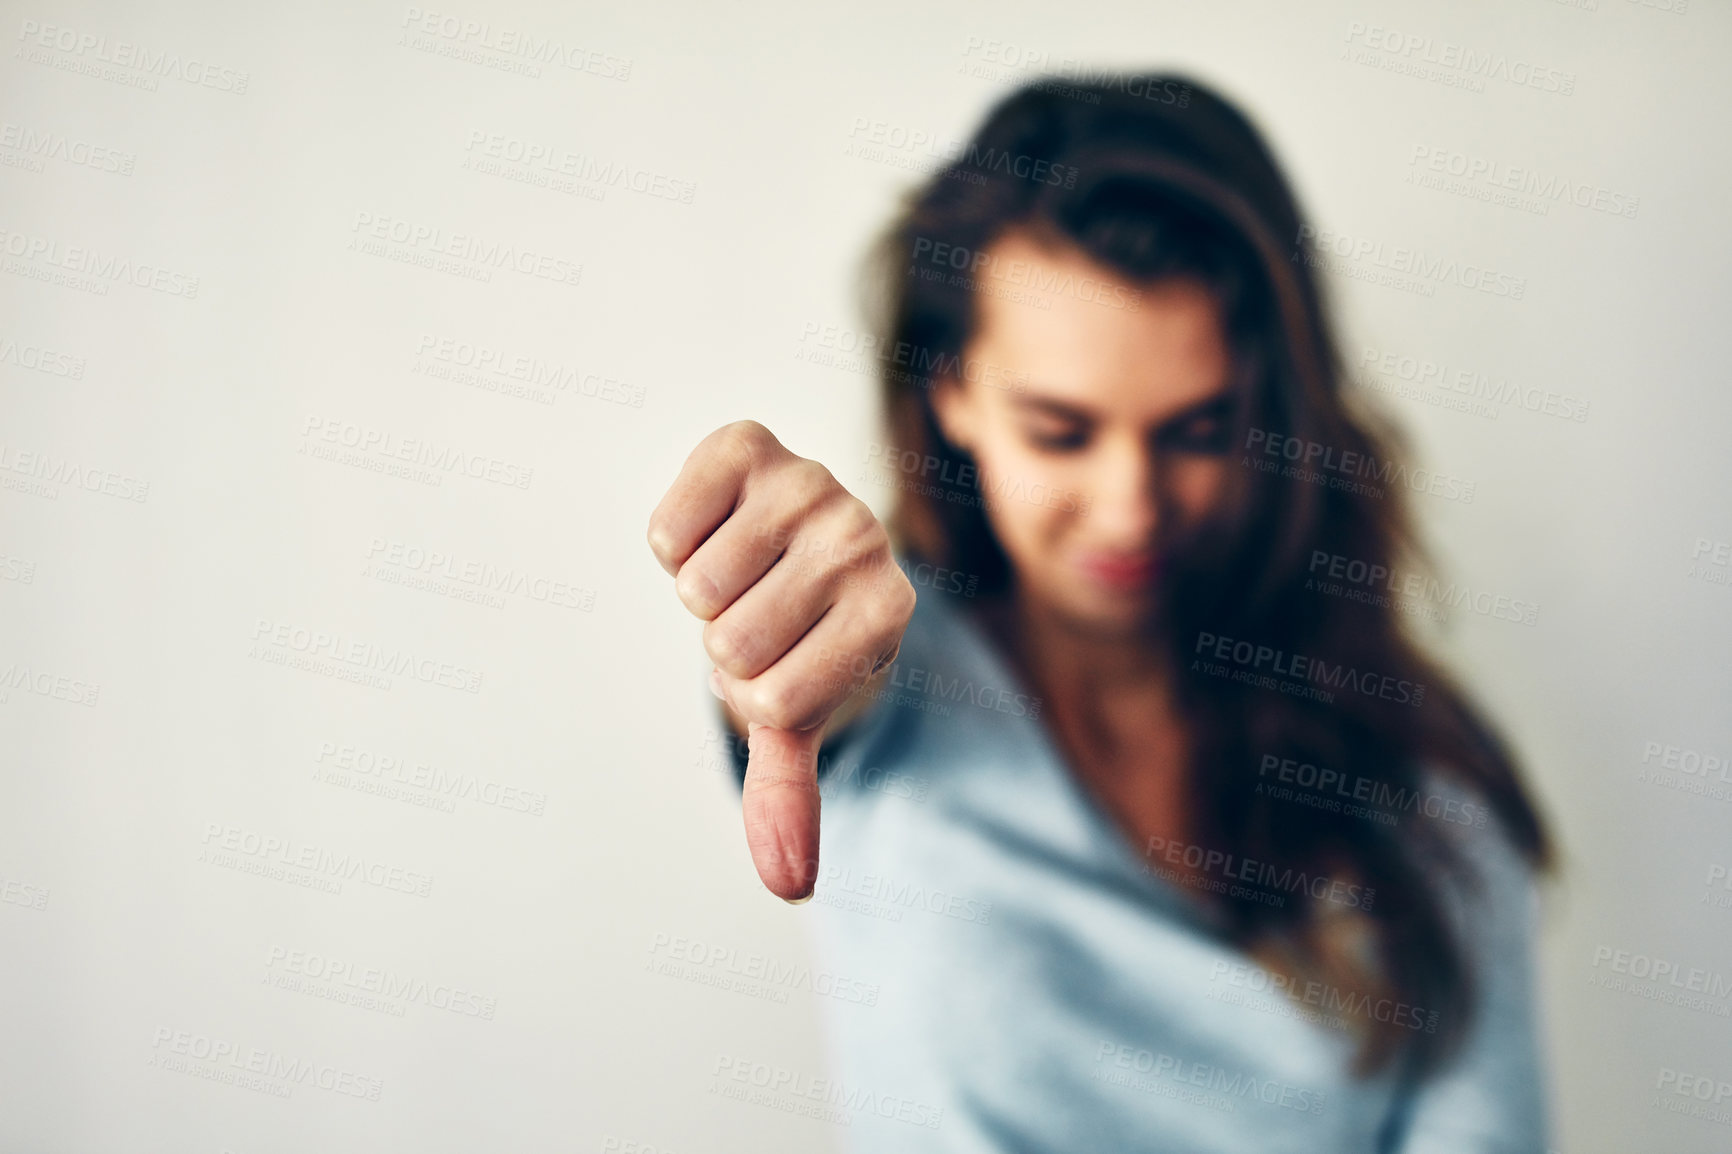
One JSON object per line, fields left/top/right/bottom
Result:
{"left": 1086, "top": 440, "right": 1161, "bottom": 544}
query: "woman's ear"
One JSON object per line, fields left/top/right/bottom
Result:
{"left": 929, "top": 374, "right": 978, "bottom": 455}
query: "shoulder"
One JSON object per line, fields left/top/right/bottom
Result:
{"left": 1411, "top": 768, "right": 1544, "bottom": 947}
{"left": 1383, "top": 774, "right": 1551, "bottom": 1148}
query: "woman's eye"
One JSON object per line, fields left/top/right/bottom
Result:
{"left": 1165, "top": 419, "right": 1229, "bottom": 454}
{"left": 1027, "top": 427, "right": 1089, "bottom": 452}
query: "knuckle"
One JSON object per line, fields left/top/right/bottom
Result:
{"left": 750, "top": 678, "right": 814, "bottom": 733}
{"left": 788, "top": 459, "right": 841, "bottom": 509}
{"left": 673, "top": 564, "right": 720, "bottom": 619}
{"left": 850, "top": 594, "right": 891, "bottom": 645}
{"left": 721, "top": 420, "right": 777, "bottom": 469}
{"left": 811, "top": 459, "right": 841, "bottom": 490}
{"left": 644, "top": 516, "right": 672, "bottom": 563}
{"left": 874, "top": 638, "right": 903, "bottom": 675}
{"left": 888, "top": 570, "right": 918, "bottom": 625}
{"left": 856, "top": 570, "right": 914, "bottom": 640}
{"left": 703, "top": 617, "right": 755, "bottom": 676}
{"left": 837, "top": 499, "right": 882, "bottom": 549}
{"left": 817, "top": 498, "right": 884, "bottom": 573}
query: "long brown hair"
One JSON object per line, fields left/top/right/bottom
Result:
{"left": 858, "top": 74, "right": 1550, "bottom": 1077}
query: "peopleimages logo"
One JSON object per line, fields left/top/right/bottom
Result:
{"left": 348, "top": 211, "right": 582, "bottom": 287}
{"left": 201, "top": 822, "right": 435, "bottom": 897}
{"left": 1294, "top": 225, "right": 1526, "bottom": 301}
{"left": 1654, "top": 1068, "right": 1732, "bottom": 1114}
{"left": 0, "top": 662, "right": 100, "bottom": 706}
{"left": 0, "top": 443, "right": 150, "bottom": 502}
{"left": 817, "top": 646, "right": 1042, "bottom": 721}
{"left": 364, "top": 537, "right": 593, "bottom": 611}
{"left": 0, "top": 334, "right": 86, "bottom": 378}
{"left": 1407, "top": 145, "right": 1639, "bottom": 220}
{"left": 815, "top": 863, "right": 994, "bottom": 925}
{"left": 0, "top": 122, "right": 136, "bottom": 174}
{"left": 797, "top": 321, "right": 1028, "bottom": 394}
{"left": 148, "top": 1027, "right": 382, "bottom": 1100}
{"left": 1143, "top": 834, "right": 1375, "bottom": 910}
{"left": 1306, "top": 549, "right": 1538, "bottom": 627}
{"left": 863, "top": 442, "right": 1091, "bottom": 515}
{"left": 1357, "top": 345, "right": 1590, "bottom": 425}
{"left": 265, "top": 945, "right": 497, "bottom": 1018}
{"left": 1092, "top": 1041, "right": 1327, "bottom": 1116}
{"left": 300, "top": 416, "right": 534, "bottom": 490}
{"left": 845, "top": 118, "right": 1078, "bottom": 188}
{"left": 462, "top": 131, "right": 694, "bottom": 203}
{"left": 399, "top": 7, "right": 632, "bottom": 80}
{"left": 957, "top": 39, "right": 1194, "bottom": 108}
{"left": 15, "top": 20, "right": 251, "bottom": 93}
{"left": 0, "top": 226, "right": 200, "bottom": 298}
{"left": 415, "top": 333, "right": 643, "bottom": 408}
{"left": 249, "top": 618, "right": 484, "bottom": 694}
{"left": 1209, "top": 960, "right": 1440, "bottom": 1034}
{"left": 1341, "top": 22, "right": 1576, "bottom": 96}
{"left": 1590, "top": 946, "right": 1732, "bottom": 1004}
{"left": 909, "top": 237, "right": 1142, "bottom": 311}
{"left": 752, "top": 524, "right": 981, "bottom": 599}
{"left": 1243, "top": 428, "right": 1476, "bottom": 504}
{"left": 1256, "top": 754, "right": 1488, "bottom": 828}
{"left": 709, "top": 1055, "right": 944, "bottom": 1129}
{"left": 0, "top": 873, "right": 50, "bottom": 911}
{"left": 314, "top": 739, "right": 547, "bottom": 815}
{"left": 1193, "top": 630, "right": 1426, "bottom": 707}
{"left": 647, "top": 932, "right": 881, "bottom": 1007}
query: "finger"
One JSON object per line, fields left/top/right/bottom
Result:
{"left": 703, "top": 553, "right": 841, "bottom": 681}
{"left": 673, "top": 462, "right": 850, "bottom": 620}
{"left": 672, "top": 487, "right": 804, "bottom": 621}
{"left": 646, "top": 421, "right": 777, "bottom": 577}
{"left": 741, "top": 722, "right": 824, "bottom": 902}
{"left": 718, "top": 598, "right": 902, "bottom": 733}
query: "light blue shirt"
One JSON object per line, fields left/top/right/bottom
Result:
{"left": 727, "top": 583, "right": 1549, "bottom": 1152}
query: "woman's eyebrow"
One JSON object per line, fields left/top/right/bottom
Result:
{"left": 1010, "top": 393, "right": 1096, "bottom": 422}
{"left": 1012, "top": 390, "right": 1235, "bottom": 427}
{"left": 1163, "top": 393, "right": 1235, "bottom": 423}
{"left": 1142, "top": 394, "right": 1237, "bottom": 437}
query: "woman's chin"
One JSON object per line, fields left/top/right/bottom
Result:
{"left": 1045, "top": 584, "right": 1165, "bottom": 638}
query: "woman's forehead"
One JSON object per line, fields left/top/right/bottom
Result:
{"left": 967, "top": 238, "right": 1232, "bottom": 422}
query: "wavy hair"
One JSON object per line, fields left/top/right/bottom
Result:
{"left": 858, "top": 74, "right": 1550, "bottom": 1076}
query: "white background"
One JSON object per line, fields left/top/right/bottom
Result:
{"left": 2, "top": 0, "right": 1730, "bottom": 1151}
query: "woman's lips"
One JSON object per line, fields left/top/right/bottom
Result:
{"left": 1075, "top": 551, "right": 1161, "bottom": 591}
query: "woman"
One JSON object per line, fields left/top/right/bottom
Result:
{"left": 648, "top": 73, "right": 1551, "bottom": 1152}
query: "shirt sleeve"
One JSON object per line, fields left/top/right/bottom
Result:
{"left": 1386, "top": 784, "right": 1552, "bottom": 1153}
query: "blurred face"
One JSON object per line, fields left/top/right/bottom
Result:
{"left": 931, "top": 231, "right": 1234, "bottom": 636}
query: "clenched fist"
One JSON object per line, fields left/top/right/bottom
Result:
{"left": 647, "top": 421, "right": 917, "bottom": 902}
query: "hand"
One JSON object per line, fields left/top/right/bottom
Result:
{"left": 648, "top": 421, "right": 917, "bottom": 902}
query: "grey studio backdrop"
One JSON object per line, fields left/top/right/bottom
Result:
{"left": 2, "top": 0, "right": 1729, "bottom": 1151}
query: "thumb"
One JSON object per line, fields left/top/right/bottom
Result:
{"left": 740, "top": 721, "right": 825, "bottom": 903}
